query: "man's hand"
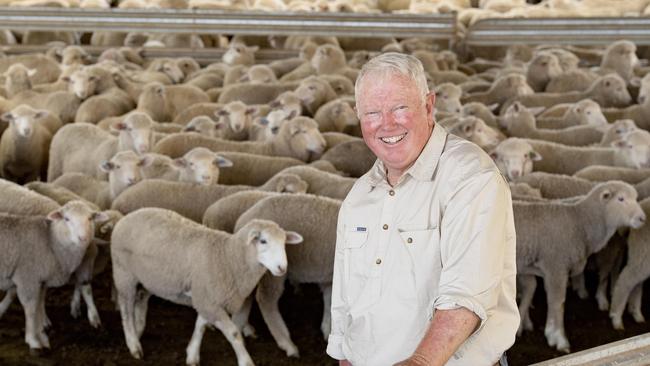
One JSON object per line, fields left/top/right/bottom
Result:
{"left": 394, "top": 353, "right": 431, "bottom": 366}
{"left": 339, "top": 360, "right": 352, "bottom": 366}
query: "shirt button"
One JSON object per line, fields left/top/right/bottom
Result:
{"left": 382, "top": 224, "right": 388, "bottom": 230}
{"left": 407, "top": 237, "right": 413, "bottom": 244}
{"left": 376, "top": 258, "right": 382, "bottom": 265}
{"left": 389, "top": 190, "right": 395, "bottom": 196}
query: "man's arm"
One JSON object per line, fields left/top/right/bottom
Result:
{"left": 327, "top": 205, "right": 348, "bottom": 360}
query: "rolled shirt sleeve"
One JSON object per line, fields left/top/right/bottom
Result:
{"left": 433, "top": 169, "right": 512, "bottom": 335}
{"left": 326, "top": 203, "right": 348, "bottom": 360}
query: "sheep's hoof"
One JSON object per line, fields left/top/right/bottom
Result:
{"left": 130, "top": 348, "right": 144, "bottom": 360}
{"left": 70, "top": 305, "right": 81, "bottom": 319}
{"left": 576, "top": 289, "right": 589, "bottom": 300}
{"left": 89, "top": 314, "right": 102, "bottom": 329}
{"left": 633, "top": 312, "right": 646, "bottom": 324}
{"left": 242, "top": 324, "right": 256, "bottom": 338}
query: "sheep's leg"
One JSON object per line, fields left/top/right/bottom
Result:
{"left": 596, "top": 272, "right": 610, "bottom": 312}
{"left": 570, "top": 273, "right": 589, "bottom": 300}
{"left": 185, "top": 314, "right": 209, "bottom": 366}
{"left": 114, "top": 267, "right": 142, "bottom": 359}
{"left": 81, "top": 284, "right": 101, "bottom": 328}
{"left": 610, "top": 263, "right": 648, "bottom": 330}
{"left": 319, "top": 283, "right": 332, "bottom": 340}
{"left": 517, "top": 275, "right": 536, "bottom": 336}
{"left": 0, "top": 287, "right": 16, "bottom": 318}
{"left": 210, "top": 307, "right": 254, "bottom": 366}
{"left": 232, "top": 294, "right": 256, "bottom": 338}
{"left": 627, "top": 284, "right": 645, "bottom": 324}
{"left": 134, "top": 288, "right": 151, "bottom": 339}
{"left": 35, "top": 287, "right": 50, "bottom": 349}
{"left": 16, "top": 285, "right": 43, "bottom": 351}
{"left": 543, "top": 273, "right": 570, "bottom": 353}
{"left": 71, "top": 285, "right": 82, "bottom": 319}
{"left": 256, "top": 274, "right": 299, "bottom": 357}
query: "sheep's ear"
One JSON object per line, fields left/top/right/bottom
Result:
{"left": 286, "top": 110, "right": 297, "bottom": 120}
{"left": 289, "top": 124, "right": 301, "bottom": 135}
{"left": 247, "top": 229, "right": 260, "bottom": 244}
{"left": 172, "top": 158, "right": 188, "bottom": 168}
{"left": 601, "top": 189, "right": 612, "bottom": 201}
{"left": 46, "top": 210, "right": 63, "bottom": 222}
{"left": 34, "top": 110, "right": 48, "bottom": 119}
{"left": 27, "top": 68, "right": 37, "bottom": 77}
{"left": 269, "top": 100, "right": 281, "bottom": 108}
{"left": 110, "top": 121, "right": 128, "bottom": 132}
{"left": 213, "top": 155, "right": 233, "bottom": 168}
{"left": 285, "top": 231, "right": 303, "bottom": 245}
{"left": 487, "top": 103, "right": 499, "bottom": 112}
{"left": 214, "top": 109, "right": 228, "bottom": 117}
{"left": 100, "top": 161, "right": 116, "bottom": 172}
{"left": 247, "top": 45, "right": 259, "bottom": 53}
{"left": 529, "top": 106, "right": 546, "bottom": 116}
{"left": 611, "top": 139, "right": 632, "bottom": 149}
{"left": 245, "top": 107, "right": 256, "bottom": 115}
{"left": 462, "top": 122, "right": 474, "bottom": 136}
{"left": 489, "top": 151, "right": 498, "bottom": 160}
{"left": 61, "top": 76, "right": 71, "bottom": 82}
{"left": 513, "top": 102, "right": 521, "bottom": 113}
{"left": 1, "top": 112, "right": 13, "bottom": 122}
{"left": 630, "top": 77, "right": 642, "bottom": 88}
{"left": 138, "top": 155, "right": 153, "bottom": 167}
{"left": 529, "top": 150, "right": 542, "bottom": 161}
{"left": 92, "top": 211, "right": 110, "bottom": 224}
{"left": 183, "top": 126, "right": 196, "bottom": 132}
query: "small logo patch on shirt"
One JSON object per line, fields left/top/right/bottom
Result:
{"left": 355, "top": 227, "right": 367, "bottom": 232}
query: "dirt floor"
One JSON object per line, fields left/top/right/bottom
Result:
{"left": 1, "top": 271, "right": 649, "bottom": 366}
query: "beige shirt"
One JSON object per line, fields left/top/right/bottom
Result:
{"left": 326, "top": 125, "right": 519, "bottom": 366}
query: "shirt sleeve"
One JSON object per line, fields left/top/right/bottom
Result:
{"left": 326, "top": 203, "right": 348, "bottom": 360}
{"left": 433, "top": 169, "right": 513, "bottom": 335}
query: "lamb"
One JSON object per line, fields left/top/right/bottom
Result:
{"left": 535, "top": 99, "right": 608, "bottom": 129}
{"left": 0, "top": 178, "right": 60, "bottom": 215}
{"left": 2, "top": 104, "right": 63, "bottom": 134}
{"left": 0, "top": 54, "right": 61, "bottom": 85}
{"left": 111, "top": 208, "right": 302, "bottom": 365}
{"left": 182, "top": 116, "right": 222, "bottom": 137}
{"left": 574, "top": 165, "right": 650, "bottom": 184}
{"left": 599, "top": 40, "right": 640, "bottom": 82}
{"left": 141, "top": 147, "right": 233, "bottom": 185}
{"left": 320, "top": 139, "right": 376, "bottom": 177}
{"left": 489, "top": 138, "right": 542, "bottom": 181}
{"left": 74, "top": 86, "right": 135, "bottom": 124}
{"left": 206, "top": 152, "right": 305, "bottom": 185}
{"left": 545, "top": 69, "right": 598, "bottom": 93}
{"left": 275, "top": 165, "right": 355, "bottom": 199}
{"left": 221, "top": 42, "right": 259, "bottom": 66}
{"left": 0, "top": 201, "right": 108, "bottom": 352}
{"left": 172, "top": 102, "right": 222, "bottom": 126}
{"left": 48, "top": 112, "right": 155, "bottom": 181}
{"left": 313, "top": 98, "right": 359, "bottom": 134}
{"left": 459, "top": 102, "right": 499, "bottom": 128}
{"left": 526, "top": 51, "right": 563, "bottom": 92}
{"left": 516, "top": 181, "right": 645, "bottom": 352}
{"left": 143, "top": 58, "right": 185, "bottom": 84}
{"left": 499, "top": 102, "right": 604, "bottom": 146}
{"left": 433, "top": 82, "right": 463, "bottom": 113}
{"left": 212, "top": 100, "right": 257, "bottom": 140}
{"left": 601, "top": 93, "right": 650, "bottom": 131}
{"left": 0, "top": 104, "right": 53, "bottom": 183}
{"left": 448, "top": 116, "right": 505, "bottom": 151}
{"left": 111, "top": 173, "right": 308, "bottom": 222}
{"left": 598, "top": 119, "right": 638, "bottom": 147}
{"left": 239, "top": 64, "right": 278, "bottom": 84}
{"left": 137, "top": 82, "right": 210, "bottom": 122}
{"left": 153, "top": 117, "right": 326, "bottom": 162}
{"left": 509, "top": 182, "right": 542, "bottom": 200}
{"left": 461, "top": 73, "right": 534, "bottom": 107}
{"left": 515, "top": 172, "right": 596, "bottom": 199}
{"left": 202, "top": 191, "right": 280, "bottom": 232}
{"left": 53, "top": 151, "right": 153, "bottom": 209}
{"left": 2, "top": 63, "right": 36, "bottom": 98}
{"left": 228, "top": 193, "right": 341, "bottom": 356}
{"left": 609, "top": 197, "right": 650, "bottom": 330}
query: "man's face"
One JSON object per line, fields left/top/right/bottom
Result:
{"left": 356, "top": 71, "right": 435, "bottom": 176}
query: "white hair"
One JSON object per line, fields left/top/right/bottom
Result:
{"left": 354, "top": 52, "right": 430, "bottom": 104}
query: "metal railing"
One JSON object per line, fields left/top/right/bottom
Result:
{"left": 466, "top": 17, "right": 650, "bottom": 46}
{"left": 0, "top": 7, "right": 456, "bottom": 39}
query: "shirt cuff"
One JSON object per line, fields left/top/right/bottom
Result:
{"left": 433, "top": 293, "right": 488, "bottom": 336}
{"left": 326, "top": 334, "right": 346, "bottom": 360}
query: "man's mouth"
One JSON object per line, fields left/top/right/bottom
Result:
{"left": 380, "top": 133, "right": 406, "bottom": 145}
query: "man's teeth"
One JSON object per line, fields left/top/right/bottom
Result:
{"left": 381, "top": 134, "right": 406, "bottom": 144}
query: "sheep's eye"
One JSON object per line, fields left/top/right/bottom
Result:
{"left": 260, "top": 239, "right": 267, "bottom": 245}
{"left": 618, "top": 197, "right": 625, "bottom": 202}
{"left": 64, "top": 217, "right": 70, "bottom": 222}
{"left": 586, "top": 111, "right": 591, "bottom": 115}
{"left": 271, "top": 126, "right": 279, "bottom": 134}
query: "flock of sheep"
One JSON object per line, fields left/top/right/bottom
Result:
{"left": 1, "top": 5, "right": 650, "bottom": 364}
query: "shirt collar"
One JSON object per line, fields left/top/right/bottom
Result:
{"left": 367, "top": 124, "right": 448, "bottom": 188}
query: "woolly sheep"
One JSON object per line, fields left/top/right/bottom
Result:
{"left": 0, "top": 54, "right": 61, "bottom": 85}
{"left": 137, "top": 82, "right": 210, "bottom": 122}
{"left": 448, "top": 116, "right": 505, "bottom": 151}
{"left": 222, "top": 43, "right": 259, "bottom": 66}
{"left": 171, "top": 102, "right": 222, "bottom": 126}
{"left": 489, "top": 138, "right": 542, "bottom": 181}
{"left": 320, "top": 139, "right": 376, "bottom": 177}
{"left": 499, "top": 102, "right": 604, "bottom": 146}
{"left": 313, "top": 98, "right": 359, "bottom": 134}
{"left": 2, "top": 63, "right": 36, "bottom": 98}
{"left": 322, "top": 131, "right": 362, "bottom": 148}
{"left": 202, "top": 191, "right": 280, "bottom": 232}
{"left": 461, "top": 73, "right": 534, "bottom": 106}
{"left": 601, "top": 94, "right": 650, "bottom": 131}
{"left": 2, "top": 104, "right": 62, "bottom": 134}
{"left": 600, "top": 40, "right": 639, "bottom": 82}
{"left": 111, "top": 173, "right": 308, "bottom": 222}
{"left": 141, "top": 147, "right": 233, "bottom": 185}
{"left": 153, "top": 117, "right": 326, "bottom": 162}
{"left": 526, "top": 51, "right": 563, "bottom": 92}
{"left": 545, "top": 69, "right": 598, "bottom": 93}
{"left": 516, "top": 181, "right": 645, "bottom": 352}
{"left": 598, "top": 119, "right": 638, "bottom": 147}
{"left": 212, "top": 100, "right": 257, "bottom": 140}
{"left": 276, "top": 165, "right": 355, "bottom": 199}
{"left": 460, "top": 102, "right": 499, "bottom": 128}
{"left": 574, "top": 165, "right": 650, "bottom": 184}
{"left": 535, "top": 99, "right": 608, "bottom": 129}
{"left": 0, "top": 178, "right": 60, "bottom": 215}
{"left": 111, "top": 209, "right": 302, "bottom": 364}
{"left": 0, "top": 201, "right": 108, "bottom": 351}
{"left": 434, "top": 82, "right": 463, "bottom": 113}
{"left": 249, "top": 110, "right": 296, "bottom": 142}
{"left": 515, "top": 172, "right": 595, "bottom": 199}
{"left": 48, "top": 113, "right": 155, "bottom": 181}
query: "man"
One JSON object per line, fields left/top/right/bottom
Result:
{"left": 326, "top": 53, "right": 519, "bottom": 366}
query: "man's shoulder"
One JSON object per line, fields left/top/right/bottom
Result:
{"left": 439, "top": 134, "right": 501, "bottom": 183}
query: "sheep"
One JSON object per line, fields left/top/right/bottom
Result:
{"left": 137, "top": 82, "right": 210, "bottom": 122}
{"left": 459, "top": 102, "right": 499, "bottom": 128}
{"left": 222, "top": 42, "right": 259, "bottom": 66}
{"left": 0, "top": 104, "right": 53, "bottom": 183}
{"left": 461, "top": 73, "right": 534, "bottom": 107}
{"left": 75, "top": 86, "right": 135, "bottom": 125}
{"left": 509, "top": 182, "right": 543, "bottom": 200}
{"left": 53, "top": 151, "right": 153, "bottom": 209}
{"left": 143, "top": 58, "right": 185, "bottom": 84}
{"left": 320, "top": 139, "right": 376, "bottom": 177}
{"left": 275, "top": 165, "right": 355, "bottom": 199}
{"left": 598, "top": 119, "right": 639, "bottom": 147}
{"left": 526, "top": 51, "right": 563, "bottom": 92}
{"left": 153, "top": 116, "right": 326, "bottom": 163}
{"left": 212, "top": 100, "right": 257, "bottom": 140}
{"left": 575, "top": 165, "right": 650, "bottom": 184}
{"left": 313, "top": 98, "right": 359, "bottom": 134}
{"left": 202, "top": 191, "right": 280, "bottom": 232}
{"left": 599, "top": 40, "right": 640, "bottom": 82}
{"left": 489, "top": 138, "right": 542, "bottom": 181}
{"left": 499, "top": 102, "right": 604, "bottom": 146}
{"left": 239, "top": 64, "right": 278, "bottom": 84}
{"left": 141, "top": 147, "right": 233, "bottom": 185}
{"left": 268, "top": 90, "right": 303, "bottom": 117}
{"left": 322, "top": 131, "right": 362, "bottom": 148}
{"left": 433, "top": 82, "right": 462, "bottom": 114}
{"left": 0, "top": 201, "right": 108, "bottom": 352}
{"left": 515, "top": 172, "right": 595, "bottom": 199}
{"left": 601, "top": 94, "right": 650, "bottom": 131}
{"left": 2, "top": 63, "right": 36, "bottom": 98}
{"left": 516, "top": 181, "right": 645, "bottom": 352}
{"left": 2, "top": 104, "right": 63, "bottom": 134}
{"left": 172, "top": 102, "right": 223, "bottom": 126}
{"left": 229, "top": 193, "right": 341, "bottom": 356}
{"left": 248, "top": 110, "right": 295, "bottom": 142}
{"left": 182, "top": 116, "right": 222, "bottom": 137}
{"left": 502, "top": 74, "right": 633, "bottom": 113}
{"left": 448, "top": 116, "right": 505, "bottom": 151}
{"left": 48, "top": 114, "right": 154, "bottom": 181}
{"left": 608, "top": 198, "right": 650, "bottom": 330}
{"left": 535, "top": 99, "right": 608, "bottom": 129}
{"left": 206, "top": 152, "right": 313, "bottom": 185}
{"left": 545, "top": 69, "right": 598, "bottom": 93}
{"left": 0, "top": 54, "right": 61, "bottom": 85}
{"left": 111, "top": 173, "right": 308, "bottom": 222}
{"left": 0, "top": 178, "right": 60, "bottom": 216}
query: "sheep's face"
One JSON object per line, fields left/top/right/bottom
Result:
{"left": 331, "top": 102, "right": 359, "bottom": 134}
{"left": 453, "top": 117, "right": 502, "bottom": 151}
{"left": 64, "top": 69, "right": 99, "bottom": 100}
{"left": 94, "top": 210, "right": 123, "bottom": 242}
{"left": 113, "top": 113, "right": 155, "bottom": 154}
{"left": 175, "top": 147, "right": 232, "bottom": 185}
{"left": 490, "top": 139, "right": 541, "bottom": 181}
{"left": 176, "top": 58, "right": 200, "bottom": 79}
{"left": 3, "top": 64, "right": 35, "bottom": 87}
{"left": 184, "top": 116, "right": 218, "bottom": 137}
{"left": 636, "top": 74, "right": 650, "bottom": 104}
{"left": 500, "top": 74, "right": 534, "bottom": 98}
{"left": 609, "top": 119, "right": 637, "bottom": 139}
{"left": 613, "top": 130, "right": 650, "bottom": 169}
{"left": 257, "top": 109, "right": 294, "bottom": 141}
{"left": 528, "top": 53, "right": 562, "bottom": 84}
{"left": 215, "top": 102, "right": 255, "bottom": 134}
{"left": 434, "top": 85, "right": 462, "bottom": 114}
{"left": 156, "top": 61, "right": 184, "bottom": 84}
{"left": 597, "top": 182, "right": 646, "bottom": 230}
{"left": 568, "top": 100, "right": 607, "bottom": 126}
{"left": 282, "top": 118, "right": 326, "bottom": 162}
{"left": 100, "top": 151, "right": 152, "bottom": 196}
{"left": 2, "top": 107, "right": 46, "bottom": 138}
{"left": 596, "top": 75, "right": 632, "bottom": 107}
{"left": 500, "top": 102, "right": 536, "bottom": 130}
{"left": 47, "top": 201, "right": 108, "bottom": 247}
{"left": 246, "top": 65, "right": 276, "bottom": 84}
{"left": 61, "top": 47, "right": 91, "bottom": 67}
{"left": 311, "top": 44, "right": 346, "bottom": 73}
{"left": 222, "top": 44, "right": 258, "bottom": 66}
{"left": 245, "top": 221, "right": 303, "bottom": 276}
{"left": 604, "top": 41, "right": 638, "bottom": 79}
{"left": 272, "top": 174, "right": 308, "bottom": 194}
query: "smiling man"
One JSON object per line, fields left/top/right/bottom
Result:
{"left": 326, "top": 53, "right": 519, "bottom": 366}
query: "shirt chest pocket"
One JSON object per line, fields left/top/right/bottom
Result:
{"left": 398, "top": 226, "right": 441, "bottom": 306}
{"left": 343, "top": 227, "right": 371, "bottom": 302}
